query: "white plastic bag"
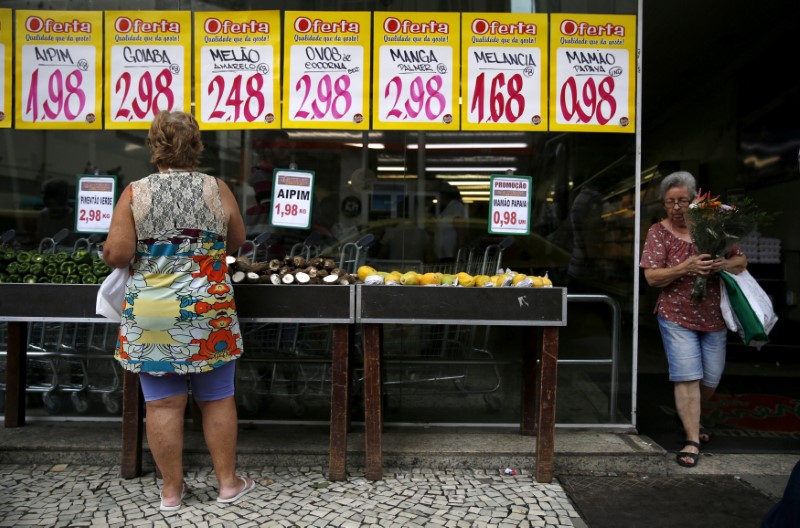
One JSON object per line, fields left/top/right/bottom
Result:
{"left": 96, "top": 267, "right": 127, "bottom": 322}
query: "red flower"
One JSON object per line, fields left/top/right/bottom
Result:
{"left": 191, "top": 329, "right": 241, "bottom": 360}
{"left": 209, "top": 315, "right": 233, "bottom": 329}
{"left": 190, "top": 254, "right": 227, "bottom": 283}
{"left": 208, "top": 282, "right": 231, "bottom": 296}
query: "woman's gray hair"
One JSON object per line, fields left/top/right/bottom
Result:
{"left": 659, "top": 171, "right": 697, "bottom": 200}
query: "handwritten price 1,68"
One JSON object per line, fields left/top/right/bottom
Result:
{"left": 384, "top": 74, "right": 446, "bottom": 120}
{"left": 293, "top": 74, "right": 352, "bottom": 120}
{"left": 25, "top": 69, "right": 86, "bottom": 122}
{"left": 114, "top": 69, "right": 175, "bottom": 120}
{"left": 207, "top": 73, "right": 265, "bottom": 122}
{"left": 273, "top": 202, "right": 305, "bottom": 218}
{"left": 470, "top": 72, "right": 525, "bottom": 123}
{"left": 559, "top": 76, "right": 616, "bottom": 125}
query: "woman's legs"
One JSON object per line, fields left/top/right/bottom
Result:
{"left": 144, "top": 393, "right": 188, "bottom": 506}
{"left": 195, "top": 396, "right": 247, "bottom": 498}
{"left": 674, "top": 380, "right": 701, "bottom": 459}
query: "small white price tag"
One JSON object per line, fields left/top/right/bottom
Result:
{"left": 269, "top": 169, "right": 315, "bottom": 229}
{"left": 75, "top": 175, "right": 116, "bottom": 233}
{"left": 488, "top": 175, "right": 531, "bottom": 235}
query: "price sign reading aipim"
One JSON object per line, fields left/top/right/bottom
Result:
{"left": 373, "top": 12, "right": 459, "bottom": 130}
{"left": 105, "top": 11, "right": 191, "bottom": 129}
{"left": 270, "top": 169, "right": 315, "bottom": 229}
{"left": 488, "top": 175, "right": 531, "bottom": 236}
{"left": 461, "top": 13, "right": 548, "bottom": 131}
{"left": 15, "top": 10, "right": 102, "bottom": 130}
{"left": 282, "top": 12, "right": 371, "bottom": 130}
{"left": 75, "top": 175, "right": 117, "bottom": 234}
{"left": 195, "top": 11, "right": 281, "bottom": 130}
{"left": 549, "top": 14, "right": 636, "bottom": 133}
{"left": 0, "top": 9, "right": 12, "bottom": 129}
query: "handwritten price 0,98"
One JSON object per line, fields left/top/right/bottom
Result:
{"left": 293, "top": 74, "right": 352, "bottom": 120}
{"left": 384, "top": 74, "right": 446, "bottom": 120}
{"left": 470, "top": 72, "right": 525, "bottom": 123}
{"left": 114, "top": 69, "right": 175, "bottom": 120}
{"left": 207, "top": 74, "right": 266, "bottom": 122}
{"left": 25, "top": 69, "right": 86, "bottom": 122}
{"left": 273, "top": 202, "right": 306, "bottom": 218}
{"left": 559, "top": 76, "right": 616, "bottom": 125}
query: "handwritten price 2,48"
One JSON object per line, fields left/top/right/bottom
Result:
{"left": 114, "top": 69, "right": 175, "bottom": 120}
{"left": 207, "top": 73, "right": 266, "bottom": 122}
{"left": 25, "top": 69, "right": 86, "bottom": 122}
{"left": 559, "top": 76, "right": 616, "bottom": 125}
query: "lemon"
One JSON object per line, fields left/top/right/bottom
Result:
{"left": 386, "top": 271, "right": 403, "bottom": 284}
{"left": 455, "top": 272, "right": 474, "bottom": 287}
{"left": 400, "top": 271, "right": 420, "bottom": 285}
{"left": 511, "top": 273, "right": 528, "bottom": 286}
{"left": 474, "top": 275, "right": 492, "bottom": 287}
{"left": 530, "top": 276, "right": 544, "bottom": 288}
{"left": 357, "top": 265, "right": 377, "bottom": 281}
{"left": 420, "top": 272, "right": 442, "bottom": 286}
{"left": 440, "top": 274, "right": 456, "bottom": 286}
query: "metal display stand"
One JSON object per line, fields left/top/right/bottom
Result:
{"left": 356, "top": 285, "right": 567, "bottom": 483}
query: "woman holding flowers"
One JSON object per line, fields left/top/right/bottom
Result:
{"left": 640, "top": 171, "right": 747, "bottom": 468}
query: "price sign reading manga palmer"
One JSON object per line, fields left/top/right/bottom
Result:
{"left": 105, "top": 11, "right": 191, "bottom": 129}
{"left": 549, "top": 13, "right": 636, "bottom": 133}
{"left": 15, "top": 11, "right": 102, "bottom": 130}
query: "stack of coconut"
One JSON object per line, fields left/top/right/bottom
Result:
{"left": 227, "top": 254, "right": 358, "bottom": 285}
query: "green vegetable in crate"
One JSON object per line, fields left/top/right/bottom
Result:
{"left": 15, "top": 251, "right": 32, "bottom": 264}
{"left": 44, "top": 263, "right": 59, "bottom": 276}
{"left": 16, "top": 261, "right": 30, "bottom": 274}
{"left": 50, "top": 274, "right": 65, "bottom": 284}
{"left": 54, "top": 252, "right": 68, "bottom": 262}
{"left": 65, "top": 275, "right": 81, "bottom": 284}
{"left": 36, "top": 276, "right": 50, "bottom": 283}
{"left": 31, "top": 253, "right": 46, "bottom": 264}
{"left": 6, "top": 261, "right": 19, "bottom": 275}
{"left": 72, "top": 249, "right": 91, "bottom": 263}
{"left": 29, "top": 262, "right": 44, "bottom": 276}
{"left": 3, "top": 249, "right": 16, "bottom": 261}
{"left": 77, "top": 263, "right": 92, "bottom": 276}
{"left": 82, "top": 274, "right": 98, "bottom": 284}
{"left": 59, "top": 261, "right": 77, "bottom": 275}
{"left": 6, "top": 274, "right": 20, "bottom": 283}
{"left": 22, "top": 274, "right": 37, "bottom": 283}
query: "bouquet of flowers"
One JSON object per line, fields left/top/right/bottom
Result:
{"left": 687, "top": 190, "right": 764, "bottom": 303}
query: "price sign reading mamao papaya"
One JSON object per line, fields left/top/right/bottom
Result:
{"left": 0, "top": 9, "right": 11, "bottom": 128}
{"left": 373, "top": 12, "right": 459, "bottom": 130}
{"left": 282, "top": 12, "right": 371, "bottom": 130}
{"left": 195, "top": 11, "right": 281, "bottom": 130}
{"left": 461, "top": 13, "right": 548, "bottom": 131}
{"left": 489, "top": 175, "right": 531, "bottom": 236}
{"left": 104, "top": 11, "right": 191, "bottom": 129}
{"left": 549, "top": 14, "right": 636, "bottom": 133}
{"left": 15, "top": 11, "right": 102, "bottom": 130}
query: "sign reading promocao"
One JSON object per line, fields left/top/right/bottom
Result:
{"left": 488, "top": 175, "right": 532, "bottom": 235}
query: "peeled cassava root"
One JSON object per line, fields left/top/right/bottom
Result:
{"left": 226, "top": 254, "right": 356, "bottom": 285}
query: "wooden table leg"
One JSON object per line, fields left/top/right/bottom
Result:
{"left": 4, "top": 321, "right": 28, "bottom": 427}
{"left": 362, "top": 323, "right": 383, "bottom": 481}
{"left": 520, "top": 327, "right": 540, "bottom": 436}
{"left": 120, "top": 370, "right": 143, "bottom": 479}
{"left": 534, "top": 327, "right": 559, "bottom": 483}
{"left": 328, "top": 324, "right": 350, "bottom": 481}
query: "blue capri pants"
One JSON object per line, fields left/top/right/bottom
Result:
{"left": 657, "top": 316, "right": 727, "bottom": 388}
{"left": 138, "top": 361, "right": 236, "bottom": 402}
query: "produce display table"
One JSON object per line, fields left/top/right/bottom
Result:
{"left": 356, "top": 284, "right": 567, "bottom": 483}
{"left": 0, "top": 283, "right": 355, "bottom": 481}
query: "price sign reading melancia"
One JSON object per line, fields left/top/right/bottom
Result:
{"left": 373, "top": 12, "right": 460, "bottom": 130}
{"left": 105, "top": 11, "right": 191, "bottom": 129}
{"left": 549, "top": 13, "right": 636, "bottom": 133}
{"left": 269, "top": 169, "right": 315, "bottom": 229}
{"left": 75, "top": 175, "right": 117, "bottom": 234}
{"left": 282, "top": 12, "right": 371, "bottom": 130}
{"left": 461, "top": 13, "right": 548, "bottom": 131}
{"left": 195, "top": 11, "right": 281, "bottom": 130}
{"left": 0, "top": 9, "right": 12, "bottom": 128}
{"left": 488, "top": 175, "right": 532, "bottom": 236}
{"left": 15, "top": 10, "right": 102, "bottom": 130}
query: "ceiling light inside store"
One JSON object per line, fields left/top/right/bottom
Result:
{"left": 458, "top": 190, "right": 491, "bottom": 196}
{"left": 448, "top": 180, "right": 491, "bottom": 187}
{"left": 377, "top": 174, "right": 417, "bottom": 179}
{"left": 407, "top": 142, "right": 527, "bottom": 150}
{"left": 344, "top": 143, "right": 386, "bottom": 149}
{"left": 433, "top": 174, "right": 491, "bottom": 180}
{"left": 427, "top": 166, "right": 516, "bottom": 172}
{"left": 377, "top": 166, "right": 407, "bottom": 172}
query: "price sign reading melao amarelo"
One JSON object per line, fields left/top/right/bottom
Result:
{"left": 549, "top": 14, "right": 636, "bottom": 133}
{"left": 461, "top": 13, "right": 548, "bottom": 131}
{"left": 373, "top": 12, "right": 460, "bottom": 130}
{"left": 195, "top": 11, "right": 281, "bottom": 130}
{"left": 105, "top": 11, "right": 191, "bottom": 129}
{"left": 282, "top": 12, "right": 371, "bottom": 130}
{"left": 488, "top": 175, "right": 532, "bottom": 236}
{"left": 270, "top": 169, "right": 315, "bottom": 230}
{"left": 15, "top": 11, "right": 102, "bottom": 130}
{"left": 0, "top": 9, "right": 12, "bottom": 128}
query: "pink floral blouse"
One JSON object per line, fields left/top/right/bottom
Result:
{"left": 640, "top": 222, "right": 744, "bottom": 332}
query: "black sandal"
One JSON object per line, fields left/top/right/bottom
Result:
{"left": 676, "top": 440, "right": 701, "bottom": 468}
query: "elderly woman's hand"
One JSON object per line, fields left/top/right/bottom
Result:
{"left": 685, "top": 253, "right": 714, "bottom": 276}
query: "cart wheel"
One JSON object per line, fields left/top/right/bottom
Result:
{"left": 71, "top": 392, "right": 90, "bottom": 413}
{"left": 102, "top": 393, "right": 121, "bottom": 414}
{"left": 42, "top": 392, "right": 62, "bottom": 414}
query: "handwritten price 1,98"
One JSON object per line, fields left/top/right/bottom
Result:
{"left": 384, "top": 75, "right": 446, "bottom": 120}
{"left": 293, "top": 74, "right": 352, "bottom": 120}
{"left": 114, "top": 69, "right": 175, "bottom": 120}
{"left": 273, "top": 202, "right": 306, "bottom": 218}
{"left": 493, "top": 210, "right": 523, "bottom": 227}
{"left": 559, "top": 76, "right": 616, "bottom": 125}
{"left": 469, "top": 72, "right": 525, "bottom": 123}
{"left": 207, "top": 74, "right": 265, "bottom": 122}
{"left": 25, "top": 69, "right": 86, "bottom": 122}
{"left": 79, "top": 209, "right": 107, "bottom": 222}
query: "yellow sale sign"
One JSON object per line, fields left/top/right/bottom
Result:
{"left": 15, "top": 10, "right": 103, "bottom": 130}
{"left": 194, "top": 11, "right": 281, "bottom": 130}
{"left": 104, "top": 11, "right": 191, "bottom": 129}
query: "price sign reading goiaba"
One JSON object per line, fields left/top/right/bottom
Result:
{"left": 15, "top": 11, "right": 102, "bottom": 130}
{"left": 282, "top": 12, "right": 371, "bottom": 130}
{"left": 549, "top": 14, "right": 636, "bottom": 133}
{"left": 0, "top": 9, "right": 11, "bottom": 128}
{"left": 461, "top": 13, "right": 548, "bottom": 131}
{"left": 104, "top": 11, "right": 191, "bottom": 129}
{"left": 488, "top": 175, "right": 531, "bottom": 236}
{"left": 373, "top": 12, "right": 460, "bottom": 130}
{"left": 195, "top": 11, "right": 281, "bottom": 130}
{"left": 269, "top": 169, "right": 315, "bottom": 229}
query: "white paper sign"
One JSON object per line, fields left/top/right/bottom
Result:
{"left": 269, "top": 169, "right": 315, "bottom": 229}
{"left": 488, "top": 175, "right": 531, "bottom": 235}
{"left": 75, "top": 175, "right": 116, "bottom": 233}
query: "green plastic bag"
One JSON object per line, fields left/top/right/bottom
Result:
{"left": 719, "top": 271, "right": 769, "bottom": 347}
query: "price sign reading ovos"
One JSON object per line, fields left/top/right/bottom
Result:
{"left": 15, "top": 11, "right": 103, "bottom": 130}
{"left": 0, "top": 9, "right": 12, "bottom": 128}
{"left": 270, "top": 169, "right": 315, "bottom": 229}
{"left": 461, "top": 13, "right": 548, "bottom": 131}
{"left": 75, "top": 175, "right": 117, "bottom": 234}
{"left": 373, "top": 12, "right": 460, "bottom": 130}
{"left": 489, "top": 175, "right": 532, "bottom": 236}
{"left": 195, "top": 11, "right": 281, "bottom": 130}
{"left": 549, "top": 14, "right": 636, "bottom": 133}
{"left": 282, "top": 12, "right": 371, "bottom": 130}
{"left": 105, "top": 11, "right": 191, "bottom": 130}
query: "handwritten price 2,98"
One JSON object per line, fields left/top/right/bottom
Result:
{"left": 114, "top": 69, "right": 175, "bottom": 120}
{"left": 25, "top": 69, "right": 86, "bottom": 122}
{"left": 559, "top": 75, "right": 616, "bottom": 125}
{"left": 383, "top": 74, "right": 446, "bottom": 121}
{"left": 293, "top": 74, "right": 352, "bottom": 120}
